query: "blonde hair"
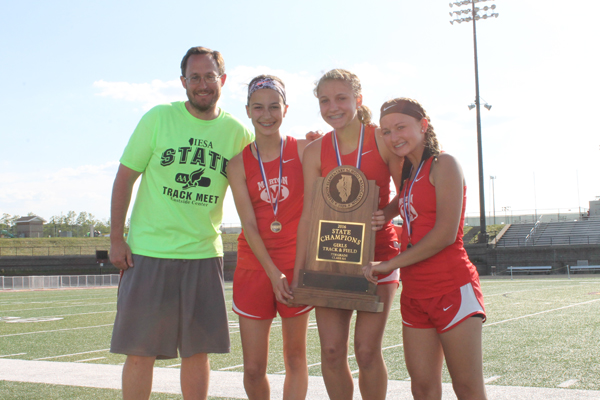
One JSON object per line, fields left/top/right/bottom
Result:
{"left": 314, "top": 69, "right": 372, "bottom": 126}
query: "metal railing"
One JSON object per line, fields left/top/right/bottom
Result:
{"left": 497, "top": 235, "right": 600, "bottom": 247}
{"left": 1, "top": 244, "right": 238, "bottom": 256}
{"left": 0, "top": 274, "right": 120, "bottom": 290}
{"left": 0, "top": 246, "right": 109, "bottom": 257}
{"left": 524, "top": 215, "right": 543, "bottom": 245}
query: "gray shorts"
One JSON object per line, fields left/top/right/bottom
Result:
{"left": 110, "top": 255, "right": 230, "bottom": 359}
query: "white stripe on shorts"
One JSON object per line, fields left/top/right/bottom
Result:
{"left": 378, "top": 268, "right": 400, "bottom": 283}
{"left": 443, "top": 282, "right": 484, "bottom": 332}
{"left": 294, "top": 305, "right": 313, "bottom": 315}
{"left": 232, "top": 299, "right": 261, "bottom": 319}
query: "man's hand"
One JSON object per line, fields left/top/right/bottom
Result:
{"left": 110, "top": 238, "right": 134, "bottom": 270}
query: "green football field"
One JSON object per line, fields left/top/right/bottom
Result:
{"left": 1, "top": 276, "right": 599, "bottom": 399}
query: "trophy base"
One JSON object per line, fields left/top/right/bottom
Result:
{"left": 290, "top": 287, "right": 383, "bottom": 313}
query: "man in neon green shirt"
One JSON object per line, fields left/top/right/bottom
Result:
{"left": 109, "top": 46, "right": 253, "bottom": 400}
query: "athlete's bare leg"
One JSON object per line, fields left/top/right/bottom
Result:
{"left": 315, "top": 307, "right": 354, "bottom": 400}
{"left": 239, "top": 317, "right": 272, "bottom": 400}
{"left": 281, "top": 312, "right": 310, "bottom": 400}
{"left": 440, "top": 317, "right": 487, "bottom": 400}
{"left": 354, "top": 283, "right": 397, "bottom": 400}
{"left": 122, "top": 355, "right": 156, "bottom": 400}
{"left": 403, "top": 326, "right": 444, "bottom": 400}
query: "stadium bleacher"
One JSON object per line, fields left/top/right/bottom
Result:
{"left": 496, "top": 220, "right": 600, "bottom": 247}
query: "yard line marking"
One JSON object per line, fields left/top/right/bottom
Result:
{"left": 2, "top": 302, "right": 116, "bottom": 312}
{"left": 34, "top": 349, "right": 110, "bottom": 360}
{"left": 382, "top": 344, "right": 403, "bottom": 351}
{"left": 558, "top": 379, "right": 579, "bottom": 388}
{"left": 0, "top": 323, "right": 114, "bottom": 338}
{"left": 485, "top": 375, "right": 502, "bottom": 383}
{"left": 484, "top": 298, "right": 600, "bottom": 327}
{"left": 0, "top": 353, "right": 26, "bottom": 358}
{"left": 219, "top": 364, "right": 244, "bottom": 371}
{"left": 166, "top": 364, "right": 181, "bottom": 368}
{"left": 485, "top": 284, "right": 592, "bottom": 298}
{"left": 52, "top": 310, "right": 115, "bottom": 318}
{"left": 307, "top": 361, "right": 322, "bottom": 368}
{"left": 76, "top": 357, "right": 106, "bottom": 363}
{"left": 351, "top": 369, "right": 359, "bottom": 375}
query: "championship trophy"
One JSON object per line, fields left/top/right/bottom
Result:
{"left": 291, "top": 165, "right": 382, "bottom": 312}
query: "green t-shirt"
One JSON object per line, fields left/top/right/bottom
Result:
{"left": 120, "top": 101, "right": 253, "bottom": 259}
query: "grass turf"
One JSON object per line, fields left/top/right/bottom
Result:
{"left": 1, "top": 277, "right": 599, "bottom": 399}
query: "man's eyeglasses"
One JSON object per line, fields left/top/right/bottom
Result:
{"left": 184, "top": 75, "right": 221, "bottom": 85}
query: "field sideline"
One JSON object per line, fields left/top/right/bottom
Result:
{"left": 1, "top": 276, "right": 599, "bottom": 399}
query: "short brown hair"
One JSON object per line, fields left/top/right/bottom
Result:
{"left": 180, "top": 46, "right": 225, "bottom": 77}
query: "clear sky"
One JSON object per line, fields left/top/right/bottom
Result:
{"left": 1, "top": 0, "right": 599, "bottom": 226}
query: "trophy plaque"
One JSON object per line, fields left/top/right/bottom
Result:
{"left": 291, "top": 165, "right": 382, "bottom": 312}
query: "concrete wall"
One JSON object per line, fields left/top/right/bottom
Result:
{"left": 0, "top": 255, "right": 119, "bottom": 276}
{"left": 3, "top": 247, "right": 598, "bottom": 279}
{"left": 0, "top": 251, "right": 240, "bottom": 281}
{"left": 590, "top": 200, "right": 600, "bottom": 217}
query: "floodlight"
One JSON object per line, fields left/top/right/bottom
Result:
{"left": 468, "top": 104, "right": 476, "bottom": 110}
{"left": 484, "top": 103, "right": 492, "bottom": 110}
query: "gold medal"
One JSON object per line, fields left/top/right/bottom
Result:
{"left": 270, "top": 221, "right": 282, "bottom": 233}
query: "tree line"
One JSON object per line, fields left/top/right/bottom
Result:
{"left": 0, "top": 212, "right": 128, "bottom": 238}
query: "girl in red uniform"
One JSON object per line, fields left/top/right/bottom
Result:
{"left": 228, "top": 75, "right": 313, "bottom": 400}
{"left": 363, "top": 98, "right": 487, "bottom": 400}
{"left": 293, "top": 69, "right": 403, "bottom": 400}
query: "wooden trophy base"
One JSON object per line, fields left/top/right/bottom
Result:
{"left": 292, "top": 287, "right": 383, "bottom": 313}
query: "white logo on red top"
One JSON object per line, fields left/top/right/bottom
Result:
{"left": 399, "top": 194, "right": 418, "bottom": 222}
{"left": 257, "top": 177, "right": 290, "bottom": 203}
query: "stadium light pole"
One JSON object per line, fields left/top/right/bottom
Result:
{"left": 449, "top": 0, "right": 499, "bottom": 243}
{"left": 490, "top": 175, "right": 496, "bottom": 224}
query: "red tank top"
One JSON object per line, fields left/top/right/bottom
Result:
{"left": 237, "top": 137, "right": 303, "bottom": 271}
{"left": 399, "top": 156, "right": 479, "bottom": 298}
{"left": 320, "top": 125, "right": 398, "bottom": 261}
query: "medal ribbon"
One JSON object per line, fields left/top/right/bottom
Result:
{"left": 333, "top": 124, "right": 365, "bottom": 168}
{"left": 254, "top": 137, "right": 284, "bottom": 220}
{"left": 402, "top": 160, "right": 425, "bottom": 247}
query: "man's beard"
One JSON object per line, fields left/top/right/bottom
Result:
{"left": 187, "top": 88, "right": 220, "bottom": 114}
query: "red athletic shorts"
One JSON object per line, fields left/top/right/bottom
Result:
{"left": 233, "top": 268, "right": 313, "bottom": 320}
{"left": 400, "top": 281, "right": 485, "bottom": 333}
